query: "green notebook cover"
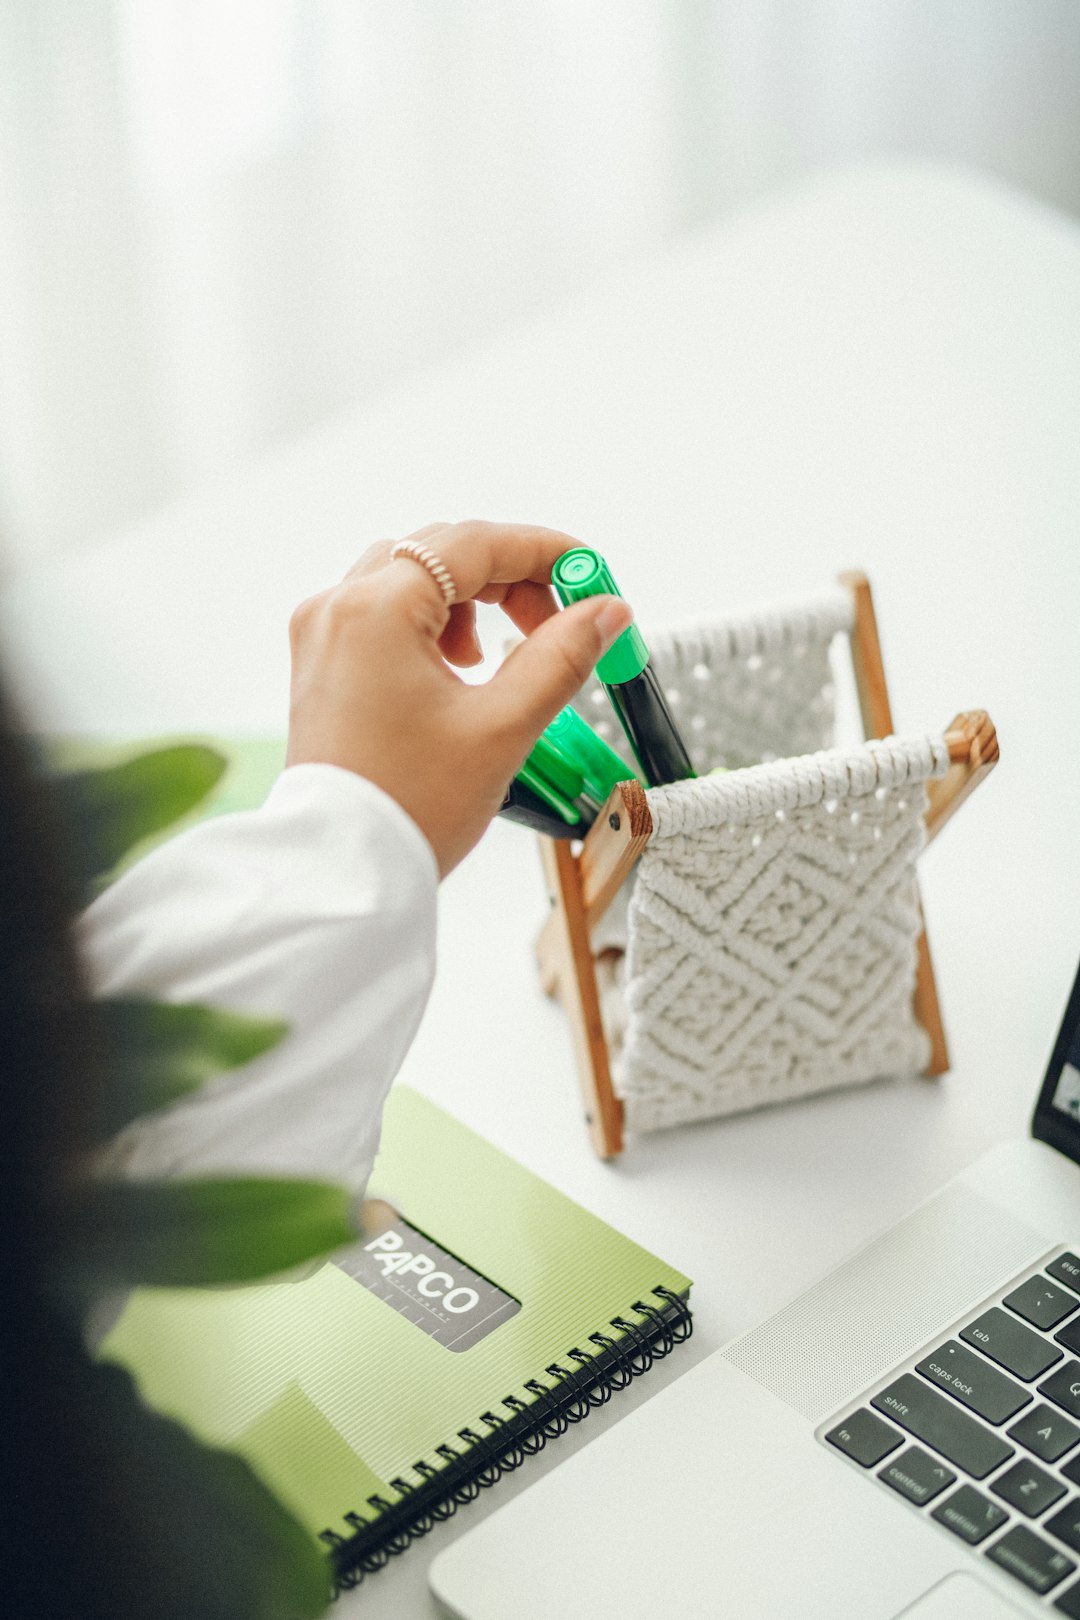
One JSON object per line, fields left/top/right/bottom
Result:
{"left": 103, "top": 1086, "right": 693, "bottom": 1576}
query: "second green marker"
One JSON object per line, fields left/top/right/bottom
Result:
{"left": 553, "top": 548, "right": 696, "bottom": 788}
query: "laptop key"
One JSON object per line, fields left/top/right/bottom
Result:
{"left": 1046, "top": 1501, "right": 1080, "bottom": 1555}
{"left": 1009, "top": 1402, "right": 1080, "bottom": 1464}
{"left": 1056, "top": 1317, "right": 1080, "bottom": 1357}
{"left": 878, "top": 1446, "right": 955, "bottom": 1506}
{"left": 825, "top": 1408, "right": 902, "bottom": 1467}
{"left": 873, "top": 1374, "right": 1014, "bottom": 1478}
{"left": 1005, "top": 1276, "right": 1079, "bottom": 1331}
{"left": 1048, "top": 1254, "right": 1080, "bottom": 1295}
{"left": 962, "top": 1307, "right": 1063, "bottom": 1381}
{"left": 1054, "top": 1576, "right": 1080, "bottom": 1616}
{"left": 1041, "top": 1363, "right": 1080, "bottom": 1421}
{"left": 915, "top": 1340, "right": 1030, "bottom": 1424}
{"left": 992, "top": 1459, "right": 1067, "bottom": 1518}
{"left": 931, "top": 1484, "right": 1009, "bottom": 1544}
{"left": 986, "top": 1523, "right": 1075, "bottom": 1594}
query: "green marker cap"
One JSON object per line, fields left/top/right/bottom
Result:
{"left": 515, "top": 706, "right": 638, "bottom": 828}
{"left": 516, "top": 754, "right": 582, "bottom": 825}
{"left": 528, "top": 729, "right": 584, "bottom": 798}
{"left": 552, "top": 548, "right": 650, "bottom": 685}
{"left": 544, "top": 706, "right": 639, "bottom": 801}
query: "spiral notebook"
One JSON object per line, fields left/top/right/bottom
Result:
{"left": 102, "top": 1086, "right": 693, "bottom": 1587}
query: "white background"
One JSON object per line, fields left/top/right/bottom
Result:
{"left": 3, "top": 157, "right": 1079, "bottom": 1615}
{"left": 3, "top": 9, "right": 1080, "bottom": 1614}
{"left": 2, "top": 0, "right": 1080, "bottom": 572}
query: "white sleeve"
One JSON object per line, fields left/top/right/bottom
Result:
{"left": 77, "top": 763, "right": 438, "bottom": 1194}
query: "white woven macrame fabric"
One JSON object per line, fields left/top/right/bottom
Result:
{"left": 602, "top": 733, "right": 950, "bottom": 1132}
{"left": 575, "top": 585, "right": 854, "bottom": 776}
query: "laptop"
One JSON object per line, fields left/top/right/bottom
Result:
{"left": 430, "top": 959, "right": 1080, "bottom": 1619}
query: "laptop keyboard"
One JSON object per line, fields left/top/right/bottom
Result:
{"left": 823, "top": 1249, "right": 1080, "bottom": 1612}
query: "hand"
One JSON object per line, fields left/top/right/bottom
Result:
{"left": 286, "top": 520, "right": 633, "bottom": 875}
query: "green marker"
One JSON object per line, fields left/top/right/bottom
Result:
{"left": 553, "top": 548, "right": 695, "bottom": 787}
{"left": 543, "top": 706, "right": 639, "bottom": 808}
{"left": 500, "top": 706, "right": 636, "bottom": 839}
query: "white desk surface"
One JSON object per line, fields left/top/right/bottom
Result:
{"left": 4, "top": 163, "right": 1080, "bottom": 1616}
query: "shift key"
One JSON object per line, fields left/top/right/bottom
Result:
{"left": 873, "top": 1375, "right": 1014, "bottom": 1478}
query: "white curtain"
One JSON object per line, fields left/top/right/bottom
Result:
{"left": 2, "top": 0, "right": 1079, "bottom": 572}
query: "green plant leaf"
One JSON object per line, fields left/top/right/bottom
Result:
{"left": 43, "top": 1322, "right": 330, "bottom": 1619}
{"left": 60, "top": 1177, "right": 357, "bottom": 1289}
{"left": 56, "top": 744, "right": 227, "bottom": 882}
{"left": 98, "top": 1000, "right": 289, "bottom": 1134}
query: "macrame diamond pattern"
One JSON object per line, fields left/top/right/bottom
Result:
{"left": 615, "top": 778, "right": 935, "bottom": 1131}
{"left": 572, "top": 574, "right": 949, "bottom": 1133}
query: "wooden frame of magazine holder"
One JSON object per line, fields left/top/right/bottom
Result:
{"left": 535, "top": 571, "right": 999, "bottom": 1160}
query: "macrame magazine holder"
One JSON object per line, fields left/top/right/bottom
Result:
{"left": 535, "top": 572, "right": 998, "bottom": 1159}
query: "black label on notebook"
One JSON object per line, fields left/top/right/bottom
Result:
{"left": 335, "top": 1214, "right": 521, "bottom": 1351}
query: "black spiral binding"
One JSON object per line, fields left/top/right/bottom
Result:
{"left": 319, "top": 1284, "right": 691, "bottom": 1592}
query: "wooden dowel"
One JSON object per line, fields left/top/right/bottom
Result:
{"left": 839, "top": 569, "right": 960, "bottom": 1080}
{"left": 839, "top": 569, "right": 895, "bottom": 740}
{"left": 536, "top": 779, "right": 652, "bottom": 985}
{"left": 909, "top": 711, "right": 998, "bottom": 1075}
{"left": 538, "top": 836, "right": 624, "bottom": 1158}
{"left": 532, "top": 782, "right": 650, "bottom": 1158}
{"left": 578, "top": 779, "right": 653, "bottom": 931}
{"left": 535, "top": 906, "right": 562, "bottom": 997}
{"left": 913, "top": 925, "right": 949, "bottom": 1077}
{"left": 926, "top": 710, "right": 999, "bottom": 845}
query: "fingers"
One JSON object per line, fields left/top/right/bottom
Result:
{"left": 341, "top": 523, "right": 450, "bottom": 584}
{"left": 429, "top": 520, "right": 583, "bottom": 604}
{"left": 346, "top": 519, "right": 584, "bottom": 601}
{"left": 437, "top": 583, "right": 553, "bottom": 670}
{"left": 335, "top": 519, "right": 598, "bottom": 661}
{"left": 482, "top": 595, "right": 633, "bottom": 750}
{"left": 438, "top": 599, "right": 483, "bottom": 667}
{"left": 477, "top": 578, "right": 560, "bottom": 635}
{"left": 376, "top": 519, "right": 580, "bottom": 617}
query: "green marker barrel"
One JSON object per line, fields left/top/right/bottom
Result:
{"left": 552, "top": 548, "right": 695, "bottom": 788}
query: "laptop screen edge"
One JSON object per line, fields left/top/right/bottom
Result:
{"left": 1031, "top": 954, "right": 1080, "bottom": 1163}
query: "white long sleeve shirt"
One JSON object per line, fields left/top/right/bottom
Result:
{"left": 78, "top": 764, "right": 439, "bottom": 1194}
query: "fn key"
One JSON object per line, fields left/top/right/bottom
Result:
{"left": 826, "top": 1409, "right": 902, "bottom": 1467}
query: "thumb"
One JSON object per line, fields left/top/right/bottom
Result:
{"left": 483, "top": 595, "right": 634, "bottom": 749}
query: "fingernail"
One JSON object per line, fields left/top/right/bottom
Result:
{"left": 594, "top": 596, "right": 633, "bottom": 651}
